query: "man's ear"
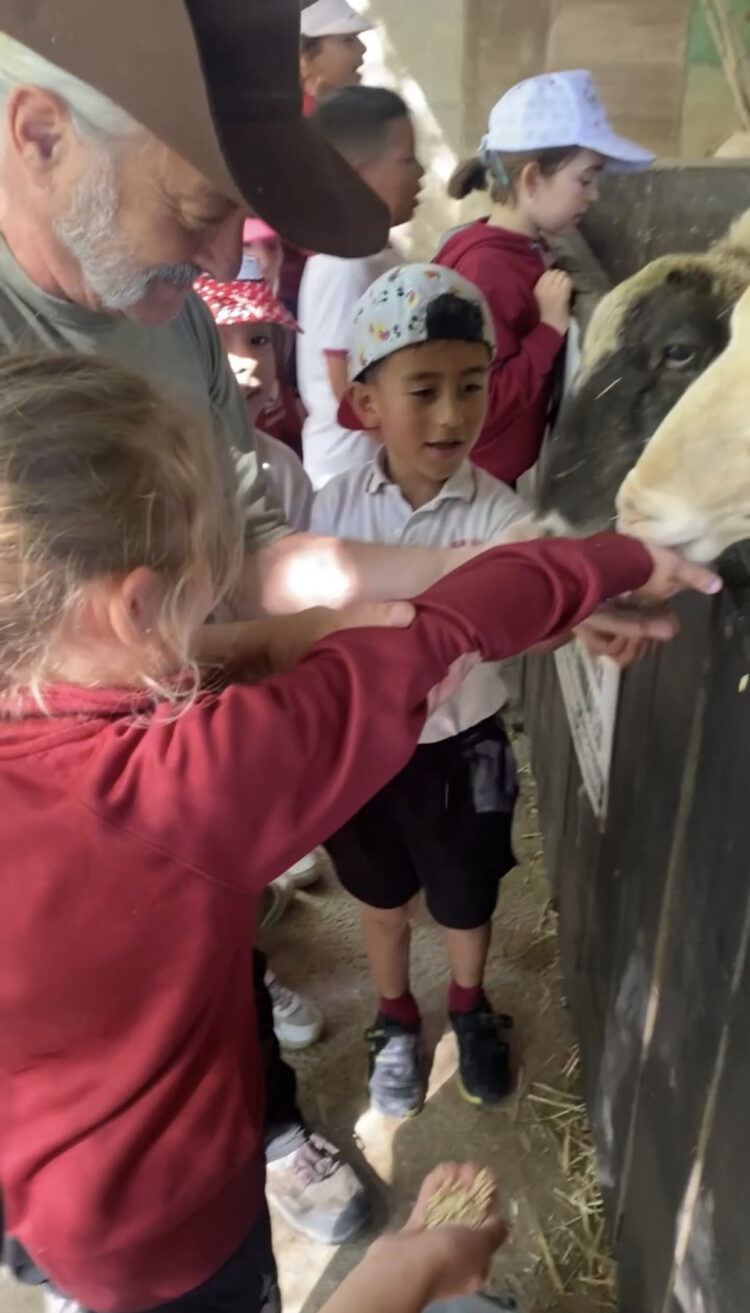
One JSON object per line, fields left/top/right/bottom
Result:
{"left": 7, "top": 87, "right": 74, "bottom": 184}
{"left": 349, "top": 381, "right": 382, "bottom": 431}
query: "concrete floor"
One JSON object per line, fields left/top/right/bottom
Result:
{"left": 1, "top": 743, "right": 611, "bottom": 1313}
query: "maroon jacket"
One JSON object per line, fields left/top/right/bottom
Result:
{"left": 0, "top": 536, "right": 649, "bottom": 1312}
{"left": 436, "top": 220, "right": 565, "bottom": 484}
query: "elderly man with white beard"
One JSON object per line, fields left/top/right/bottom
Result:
{"left": 0, "top": 0, "right": 706, "bottom": 1281}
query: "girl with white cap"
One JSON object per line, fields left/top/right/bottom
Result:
{"left": 300, "top": 0, "right": 372, "bottom": 112}
{"left": 275, "top": 6, "right": 375, "bottom": 338}
{"left": 436, "top": 70, "right": 653, "bottom": 488}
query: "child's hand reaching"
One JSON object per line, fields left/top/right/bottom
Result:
{"left": 407, "top": 1162, "right": 498, "bottom": 1231}
{"left": 378, "top": 1164, "right": 507, "bottom": 1304}
{"left": 573, "top": 545, "right": 721, "bottom": 665}
{"left": 534, "top": 269, "right": 573, "bottom": 336}
{"left": 633, "top": 543, "right": 722, "bottom": 604}
{"left": 319, "top": 1163, "right": 508, "bottom": 1313}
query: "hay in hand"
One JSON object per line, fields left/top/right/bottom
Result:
{"left": 423, "top": 1168, "right": 496, "bottom": 1230}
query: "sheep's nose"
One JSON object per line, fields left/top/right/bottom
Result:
{"left": 616, "top": 478, "right": 673, "bottom": 539}
{"left": 615, "top": 480, "right": 649, "bottom": 532}
{"left": 616, "top": 478, "right": 707, "bottom": 550}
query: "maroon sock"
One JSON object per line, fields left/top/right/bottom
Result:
{"left": 449, "top": 981, "right": 487, "bottom": 1015}
{"left": 379, "top": 991, "right": 421, "bottom": 1031}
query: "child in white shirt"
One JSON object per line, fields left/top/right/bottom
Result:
{"left": 195, "top": 266, "right": 325, "bottom": 1047}
{"left": 196, "top": 259, "right": 313, "bottom": 533}
{"left": 298, "top": 85, "right": 424, "bottom": 489}
{"left": 312, "top": 264, "right": 534, "bottom": 1118}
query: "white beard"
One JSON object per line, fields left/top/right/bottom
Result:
{"left": 53, "top": 148, "right": 197, "bottom": 312}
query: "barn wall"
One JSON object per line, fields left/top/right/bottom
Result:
{"left": 525, "top": 163, "right": 750, "bottom": 1313}
{"left": 356, "top": 0, "right": 750, "bottom": 262}
{"left": 465, "top": 0, "right": 692, "bottom": 160}
{"left": 357, "top": 0, "right": 471, "bottom": 260}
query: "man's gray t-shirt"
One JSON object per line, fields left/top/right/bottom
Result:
{"left": 0, "top": 237, "right": 287, "bottom": 550}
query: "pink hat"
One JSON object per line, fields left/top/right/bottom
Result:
{"left": 195, "top": 261, "right": 298, "bottom": 330}
{"left": 243, "top": 217, "right": 280, "bottom": 244}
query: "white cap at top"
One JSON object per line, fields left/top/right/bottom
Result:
{"left": 482, "top": 70, "right": 654, "bottom": 173}
{"left": 300, "top": 0, "right": 372, "bottom": 38}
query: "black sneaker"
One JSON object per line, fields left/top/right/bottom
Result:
{"left": 450, "top": 1007, "right": 514, "bottom": 1106}
{"left": 365, "top": 1014, "right": 425, "bottom": 1118}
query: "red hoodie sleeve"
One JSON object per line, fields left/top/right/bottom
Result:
{"left": 107, "top": 534, "right": 650, "bottom": 889}
{"left": 444, "top": 247, "right": 563, "bottom": 483}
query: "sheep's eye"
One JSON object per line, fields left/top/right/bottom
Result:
{"left": 663, "top": 343, "right": 696, "bottom": 369}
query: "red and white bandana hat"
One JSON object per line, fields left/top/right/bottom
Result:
{"left": 194, "top": 256, "right": 299, "bottom": 330}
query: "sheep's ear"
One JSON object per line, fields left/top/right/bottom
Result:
{"left": 730, "top": 286, "right": 750, "bottom": 346}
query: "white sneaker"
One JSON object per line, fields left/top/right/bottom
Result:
{"left": 266, "top": 970, "right": 324, "bottom": 1049}
{"left": 282, "top": 847, "right": 326, "bottom": 889}
{"left": 44, "top": 1294, "right": 81, "bottom": 1313}
{"left": 258, "top": 875, "right": 296, "bottom": 933}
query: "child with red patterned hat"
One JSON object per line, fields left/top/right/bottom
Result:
{"left": 196, "top": 259, "right": 312, "bottom": 530}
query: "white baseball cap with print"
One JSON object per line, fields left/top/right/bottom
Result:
{"left": 482, "top": 70, "right": 654, "bottom": 173}
{"left": 338, "top": 263, "right": 496, "bottom": 429}
{"left": 301, "top": 0, "right": 372, "bottom": 38}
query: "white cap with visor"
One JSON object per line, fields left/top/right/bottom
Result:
{"left": 301, "top": 0, "right": 372, "bottom": 38}
{"left": 481, "top": 70, "right": 654, "bottom": 173}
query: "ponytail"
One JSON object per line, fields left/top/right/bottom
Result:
{"left": 449, "top": 145, "right": 581, "bottom": 205}
{"left": 448, "top": 155, "right": 488, "bottom": 201}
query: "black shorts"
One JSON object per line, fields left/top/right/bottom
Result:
{"left": 327, "top": 716, "right": 518, "bottom": 931}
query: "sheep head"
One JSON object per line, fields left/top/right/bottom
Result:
{"left": 617, "top": 285, "right": 750, "bottom": 563}
{"left": 536, "top": 211, "right": 750, "bottom": 534}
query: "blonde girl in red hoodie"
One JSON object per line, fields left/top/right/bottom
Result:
{"left": 436, "top": 70, "right": 653, "bottom": 486}
{"left": 0, "top": 350, "right": 716, "bottom": 1313}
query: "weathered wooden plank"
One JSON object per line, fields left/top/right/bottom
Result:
{"left": 577, "top": 600, "right": 710, "bottom": 1224}
{"left": 581, "top": 162, "right": 750, "bottom": 284}
{"left": 618, "top": 593, "right": 750, "bottom": 1312}
{"left": 555, "top": 757, "right": 603, "bottom": 1055}
{"left": 667, "top": 889, "right": 750, "bottom": 1313}
{"left": 524, "top": 653, "right": 575, "bottom": 897}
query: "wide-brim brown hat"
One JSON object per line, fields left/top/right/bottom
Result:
{"left": 0, "top": 0, "right": 390, "bottom": 258}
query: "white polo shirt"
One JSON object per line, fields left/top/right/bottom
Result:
{"left": 312, "top": 452, "right": 529, "bottom": 743}
{"left": 297, "top": 246, "right": 400, "bottom": 490}
{"left": 255, "top": 430, "right": 313, "bottom": 532}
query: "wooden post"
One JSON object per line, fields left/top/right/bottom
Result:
{"left": 700, "top": 0, "right": 750, "bottom": 130}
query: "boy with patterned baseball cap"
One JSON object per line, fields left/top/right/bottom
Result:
{"left": 313, "top": 264, "right": 537, "bottom": 1116}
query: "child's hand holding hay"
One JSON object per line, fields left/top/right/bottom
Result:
{"left": 414, "top": 1162, "right": 498, "bottom": 1232}
{"left": 320, "top": 1163, "right": 508, "bottom": 1313}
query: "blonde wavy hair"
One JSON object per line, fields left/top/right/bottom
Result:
{"left": 0, "top": 352, "right": 242, "bottom": 709}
